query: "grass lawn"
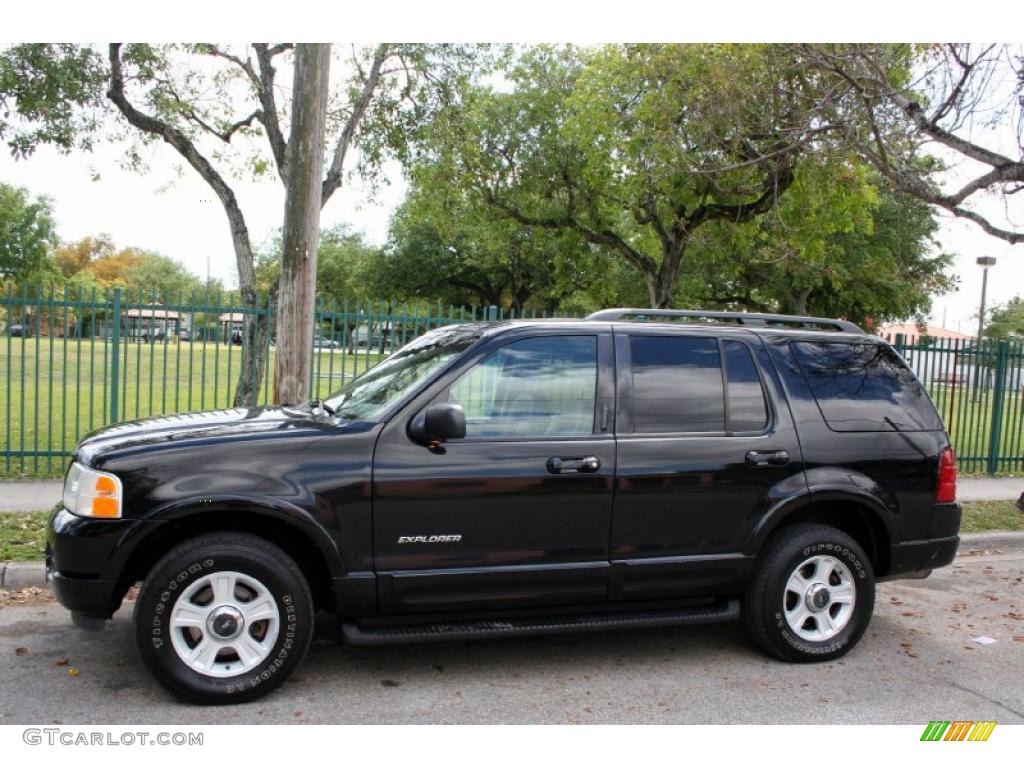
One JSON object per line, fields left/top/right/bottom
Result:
{"left": 1, "top": 337, "right": 386, "bottom": 478}
{"left": 0, "top": 510, "right": 49, "bottom": 561}
{"left": 1, "top": 502, "right": 1021, "bottom": 562}
{"left": 960, "top": 500, "right": 1024, "bottom": 533}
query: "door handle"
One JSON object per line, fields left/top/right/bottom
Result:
{"left": 745, "top": 449, "right": 790, "bottom": 467}
{"left": 547, "top": 456, "right": 601, "bottom": 474}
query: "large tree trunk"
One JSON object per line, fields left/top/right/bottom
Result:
{"left": 274, "top": 44, "right": 331, "bottom": 405}
{"left": 106, "top": 44, "right": 268, "bottom": 408}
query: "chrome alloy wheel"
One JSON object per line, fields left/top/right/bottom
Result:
{"left": 169, "top": 571, "right": 280, "bottom": 678}
{"left": 783, "top": 555, "right": 856, "bottom": 642}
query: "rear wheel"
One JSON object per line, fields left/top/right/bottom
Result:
{"left": 744, "top": 524, "right": 874, "bottom": 662}
{"left": 134, "top": 532, "right": 314, "bottom": 704}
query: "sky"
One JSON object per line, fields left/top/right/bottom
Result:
{"left": 1, "top": 39, "right": 1022, "bottom": 331}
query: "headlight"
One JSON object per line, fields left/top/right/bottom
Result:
{"left": 63, "top": 462, "right": 123, "bottom": 519}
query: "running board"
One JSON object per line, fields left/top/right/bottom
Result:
{"left": 341, "top": 599, "right": 740, "bottom": 645}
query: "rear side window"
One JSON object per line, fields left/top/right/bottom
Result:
{"left": 630, "top": 336, "right": 725, "bottom": 433}
{"left": 792, "top": 341, "right": 942, "bottom": 432}
{"left": 723, "top": 340, "right": 769, "bottom": 432}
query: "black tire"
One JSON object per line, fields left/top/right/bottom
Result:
{"left": 134, "top": 532, "right": 314, "bottom": 704}
{"left": 744, "top": 524, "right": 875, "bottom": 663}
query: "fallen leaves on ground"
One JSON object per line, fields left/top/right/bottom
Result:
{"left": 899, "top": 641, "right": 919, "bottom": 658}
{"left": 14, "top": 646, "right": 28, "bottom": 656}
{"left": 0, "top": 587, "right": 55, "bottom": 606}
{"left": 54, "top": 658, "right": 69, "bottom": 667}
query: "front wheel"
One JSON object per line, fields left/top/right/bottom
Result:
{"left": 744, "top": 524, "right": 875, "bottom": 662}
{"left": 134, "top": 532, "right": 314, "bottom": 704}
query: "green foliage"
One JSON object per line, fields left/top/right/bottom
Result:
{"left": 122, "top": 252, "right": 204, "bottom": 302}
{"left": 384, "top": 166, "right": 606, "bottom": 312}
{"left": 423, "top": 45, "right": 864, "bottom": 308}
{"left": 986, "top": 297, "right": 1024, "bottom": 340}
{"left": 0, "top": 44, "right": 107, "bottom": 158}
{"left": 256, "top": 226, "right": 381, "bottom": 303}
{"left": 683, "top": 164, "right": 954, "bottom": 322}
{"left": 50, "top": 234, "right": 205, "bottom": 302}
{"left": 0, "top": 182, "right": 59, "bottom": 282}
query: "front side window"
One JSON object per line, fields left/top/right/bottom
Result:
{"left": 448, "top": 336, "right": 598, "bottom": 439}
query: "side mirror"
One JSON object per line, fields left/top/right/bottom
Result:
{"left": 409, "top": 402, "right": 466, "bottom": 445}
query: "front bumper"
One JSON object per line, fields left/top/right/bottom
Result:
{"left": 46, "top": 505, "right": 157, "bottom": 619}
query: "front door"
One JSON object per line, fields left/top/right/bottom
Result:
{"left": 372, "top": 331, "right": 616, "bottom": 614}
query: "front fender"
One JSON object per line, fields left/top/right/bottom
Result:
{"left": 140, "top": 494, "right": 347, "bottom": 577}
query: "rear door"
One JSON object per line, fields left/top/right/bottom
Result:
{"left": 610, "top": 327, "right": 806, "bottom": 601}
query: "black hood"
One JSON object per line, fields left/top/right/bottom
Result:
{"left": 74, "top": 406, "right": 365, "bottom": 466}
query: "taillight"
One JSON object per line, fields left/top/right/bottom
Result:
{"left": 936, "top": 447, "right": 957, "bottom": 503}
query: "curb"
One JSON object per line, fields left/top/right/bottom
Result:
{"left": 0, "top": 561, "right": 47, "bottom": 590}
{"left": 957, "top": 531, "right": 1024, "bottom": 552}
{"left": 2, "top": 533, "right": 1023, "bottom": 593}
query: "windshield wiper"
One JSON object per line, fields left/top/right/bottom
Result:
{"left": 307, "top": 399, "right": 336, "bottom": 416}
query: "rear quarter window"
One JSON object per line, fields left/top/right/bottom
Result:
{"left": 791, "top": 341, "right": 943, "bottom": 432}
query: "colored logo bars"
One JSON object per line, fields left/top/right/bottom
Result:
{"left": 920, "top": 721, "right": 997, "bottom": 741}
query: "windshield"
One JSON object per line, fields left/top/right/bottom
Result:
{"left": 323, "top": 325, "right": 481, "bottom": 420}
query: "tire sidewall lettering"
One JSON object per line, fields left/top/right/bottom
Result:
{"left": 143, "top": 551, "right": 306, "bottom": 696}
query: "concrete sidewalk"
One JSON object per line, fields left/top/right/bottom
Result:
{"left": 0, "top": 476, "right": 1020, "bottom": 513}
{"left": 0, "top": 480, "right": 62, "bottom": 512}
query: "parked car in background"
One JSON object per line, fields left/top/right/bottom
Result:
{"left": 179, "top": 328, "right": 191, "bottom": 342}
{"left": 47, "top": 308, "right": 961, "bottom": 704}
{"left": 312, "top": 333, "right": 340, "bottom": 349}
{"left": 8, "top": 323, "right": 31, "bottom": 337}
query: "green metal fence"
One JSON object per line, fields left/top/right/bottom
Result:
{"left": 1, "top": 285, "right": 553, "bottom": 478}
{"left": 886, "top": 333, "right": 1024, "bottom": 476}
{"left": 2, "top": 285, "right": 1022, "bottom": 478}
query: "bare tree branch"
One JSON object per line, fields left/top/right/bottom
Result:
{"left": 107, "top": 43, "right": 267, "bottom": 404}
{"left": 322, "top": 43, "right": 390, "bottom": 205}
{"left": 253, "top": 43, "right": 289, "bottom": 185}
{"left": 802, "top": 43, "right": 1024, "bottom": 246}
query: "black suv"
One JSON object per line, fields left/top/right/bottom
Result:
{"left": 47, "top": 309, "right": 961, "bottom": 704}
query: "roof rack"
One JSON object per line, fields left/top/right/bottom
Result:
{"left": 585, "top": 308, "right": 863, "bottom": 333}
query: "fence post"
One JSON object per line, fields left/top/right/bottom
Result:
{"left": 986, "top": 340, "right": 1009, "bottom": 476}
{"left": 109, "top": 287, "right": 122, "bottom": 425}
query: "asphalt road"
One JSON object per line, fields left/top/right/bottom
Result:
{"left": 1, "top": 544, "right": 1022, "bottom": 725}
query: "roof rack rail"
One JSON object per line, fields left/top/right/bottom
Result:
{"left": 585, "top": 308, "right": 863, "bottom": 333}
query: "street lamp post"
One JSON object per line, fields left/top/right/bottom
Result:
{"left": 976, "top": 256, "right": 996, "bottom": 340}
{"left": 973, "top": 256, "right": 997, "bottom": 399}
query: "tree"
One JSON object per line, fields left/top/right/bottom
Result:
{"left": 121, "top": 253, "right": 204, "bottom": 301}
{"left": 683, "top": 162, "right": 955, "bottom": 323}
{"left": 0, "top": 43, "right": 474, "bottom": 406}
{"left": 383, "top": 172, "right": 601, "bottom": 313}
{"left": 0, "top": 181, "right": 58, "bottom": 281}
{"left": 53, "top": 234, "right": 205, "bottom": 300}
{"left": 275, "top": 44, "right": 330, "bottom": 404}
{"left": 54, "top": 234, "right": 116, "bottom": 278}
{"left": 427, "top": 45, "right": 847, "bottom": 308}
{"left": 798, "top": 44, "right": 1024, "bottom": 245}
{"left": 986, "top": 297, "right": 1024, "bottom": 340}
{"left": 255, "top": 225, "right": 380, "bottom": 302}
